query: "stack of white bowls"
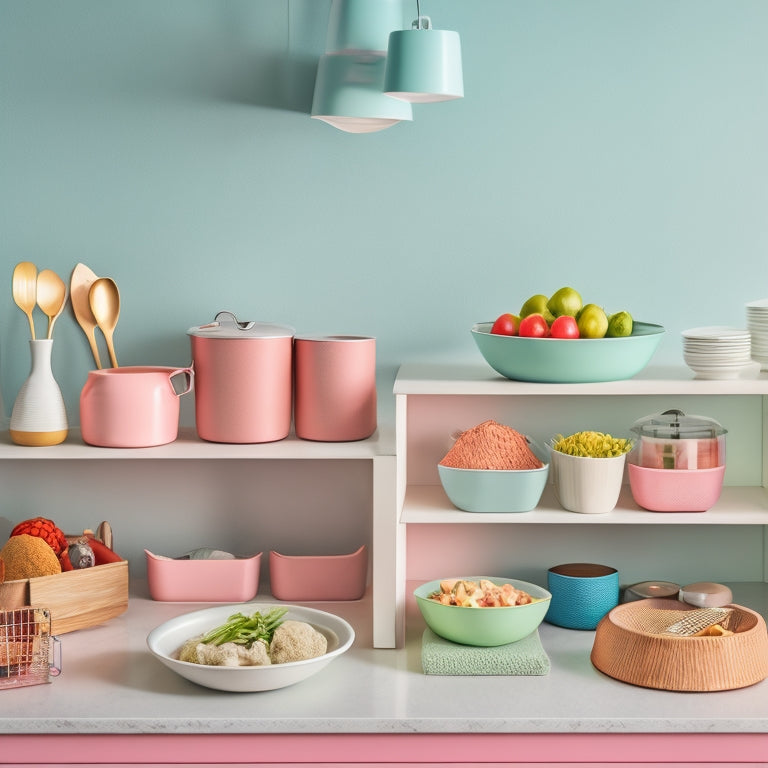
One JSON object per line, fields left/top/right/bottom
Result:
{"left": 681, "top": 326, "right": 754, "bottom": 379}
{"left": 746, "top": 299, "right": 768, "bottom": 370}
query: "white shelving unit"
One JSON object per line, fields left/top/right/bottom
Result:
{"left": 393, "top": 362, "right": 768, "bottom": 648}
{"left": 2, "top": 364, "right": 767, "bottom": 651}
{"left": 0, "top": 425, "right": 399, "bottom": 649}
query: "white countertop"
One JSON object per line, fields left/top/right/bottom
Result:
{"left": 3, "top": 581, "right": 768, "bottom": 736}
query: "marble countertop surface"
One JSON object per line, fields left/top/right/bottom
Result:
{"left": 3, "top": 581, "right": 767, "bottom": 735}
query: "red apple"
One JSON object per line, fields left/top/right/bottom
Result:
{"left": 490, "top": 313, "right": 520, "bottom": 336}
{"left": 550, "top": 315, "right": 580, "bottom": 339}
{"left": 518, "top": 313, "right": 549, "bottom": 337}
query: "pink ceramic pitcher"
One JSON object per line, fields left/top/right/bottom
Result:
{"left": 80, "top": 366, "right": 193, "bottom": 448}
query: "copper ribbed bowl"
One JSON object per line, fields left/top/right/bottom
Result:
{"left": 591, "top": 598, "right": 768, "bottom": 691}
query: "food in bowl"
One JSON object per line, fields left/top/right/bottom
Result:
{"left": 551, "top": 431, "right": 632, "bottom": 458}
{"left": 146, "top": 603, "right": 355, "bottom": 692}
{"left": 428, "top": 578, "right": 540, "bottom": 607}
{"left": 177, "top": 606, "right": 327, "bottom": 667}
{"left": 414, "top": 576, "right": 552, "bottom": 646}
{"left": 440, "top": 420, "right": 543, "bottom": 470}
{"left": 491, "top": 286, "right": 636, "bottom": 339}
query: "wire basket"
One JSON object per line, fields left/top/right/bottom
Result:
{"left": 0, "top": 607, "right": 61, "bottom": 690}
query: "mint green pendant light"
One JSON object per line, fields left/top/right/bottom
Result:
{"left": 311, "top": 0, "right": 413, "bottom": 134}
{"left": 384, "top": 3, "right": 464, "bottom": 103}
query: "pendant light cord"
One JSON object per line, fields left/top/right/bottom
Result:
{"left": 415, "top": 0, "right": 426, "bottom": 30}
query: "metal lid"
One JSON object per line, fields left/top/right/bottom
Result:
{"left": 187, "top": 311, "right": 294, "bottom": 340}
{"left": 630, "top": 409, "right": 727, "bottom": 440}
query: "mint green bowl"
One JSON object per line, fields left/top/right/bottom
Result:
{"left": 414, "top": 577, "right": 552, "bottom": 647}
{"left": 471, "top": 321, "right": 665, "bottom": 383}
{"left": 438, "top": 443, "right": 550, "bottom": 513}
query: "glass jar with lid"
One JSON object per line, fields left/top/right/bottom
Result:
{"left": 629, "top": 409, "right": 727, "bottom": 470}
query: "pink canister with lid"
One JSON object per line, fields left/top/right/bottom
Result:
{"left": 187, "top": 311, "right": 294, "bottom": 444}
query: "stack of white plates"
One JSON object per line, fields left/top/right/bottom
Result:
{"left": 681, "top": 326, "right": 754, "bottom": 379}
{"left": 746, "top": 299, "right": 768, "bottom": 369}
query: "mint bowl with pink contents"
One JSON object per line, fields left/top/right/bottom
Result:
{"left": 437, "top": 420, "right": 550, "bottom": 513}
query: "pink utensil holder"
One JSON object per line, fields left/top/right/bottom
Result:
{"left": 294, "top": 335, "right": 376, "bottom": 442}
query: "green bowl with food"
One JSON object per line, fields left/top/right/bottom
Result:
{"left": 414, "top": 577, "right": 552, "bottom": 646}
{"left": 471, "top": 321, "right": 665, "bottom": 383}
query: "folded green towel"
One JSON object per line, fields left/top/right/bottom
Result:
{"left": 421, "top": 628, "right": 550, "bottom": 676}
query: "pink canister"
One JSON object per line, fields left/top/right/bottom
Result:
{"left": 188, "top": 312, "right": 294, "bottom": 444}
{"left": 294, "top": 335, "right": 377, "bottom": 442}
{"left": 80, "top": 366, "right": 194, "bottom": 448}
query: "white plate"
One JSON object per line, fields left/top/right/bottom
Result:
{"left": 681, "top": 326, "right": 750, "bottom": 340}
{"left": 687, "top": 361, "right": 761, "bottom": 380}
{"left": 146, "top": 603, "right": 355, "bottom": 692}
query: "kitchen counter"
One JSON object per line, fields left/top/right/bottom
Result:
{"left": 3, "top": 581, "right": 768, "bottom": 736}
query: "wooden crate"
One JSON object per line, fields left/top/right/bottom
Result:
{"left": 0, "top": 560, "right": 128, "bottom": 634}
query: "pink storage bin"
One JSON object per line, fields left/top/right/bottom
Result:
{"left": 145, "top": 550, "right": 262, "bottom": 602}
{"left": 269, "top": 545, "right": 367, "bottom": 601}
{"left": 628, "top": 464, "right": 726, "bottom": 512}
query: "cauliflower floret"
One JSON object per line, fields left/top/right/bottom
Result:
{"left": 269, "top": 620, "right": 327, "bottom": 664}
{"left": 178, "top": 637, "right": 271, "bottom": 667}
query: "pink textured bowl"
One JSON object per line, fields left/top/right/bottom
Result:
{"left": 628, "top": 464, "right": 725, "bottom": 512}
{"left": 269, "top": 545, "right": 367, "bottom": 601}
{"left": 145, "top": 550, "right": 262, "bottom": 602}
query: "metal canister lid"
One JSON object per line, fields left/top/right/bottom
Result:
{"left": 630, "top": 409, "right": 727, "bottom": 440}
{"left": 187, "top": 311, "right": 294, "bottom": 339}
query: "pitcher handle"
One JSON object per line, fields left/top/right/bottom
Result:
{"left": 168, "top": 367, "right": 194, "bottom": 397}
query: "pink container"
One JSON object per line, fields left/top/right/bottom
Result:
{"left": 628, "top": 464, "right": 726, "bottom": 512}
{"left": 145, "top": 550, "right": 262, "bottom": 602}
{"left": 294, "top": 335, "right": 376, "bottom": 442}
{"left": 269, "top": 545, "right": 368, "bottom": 601}
{"left": 188, "top": 312, "right": 294, "bottom": 444}
{"left": 80, "top": 366, "right": 193, "bottom": 448}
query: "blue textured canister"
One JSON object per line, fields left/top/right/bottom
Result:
{"left": 545, "top": 563, "right": 619, "bottom": 630}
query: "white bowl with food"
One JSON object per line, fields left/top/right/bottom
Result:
{"left": 146, "top": 602, "right": 354, "bottom": 692}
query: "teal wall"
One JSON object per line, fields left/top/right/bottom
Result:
{"left": 2, "top": 0, "right": 767, "bottom": 425}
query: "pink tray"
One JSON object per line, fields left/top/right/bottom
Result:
{"left": 145, "top": 550, "right": 262, "bottom": 602}
{"left": 269, "top": 545, "right": 367, "bottom": 601}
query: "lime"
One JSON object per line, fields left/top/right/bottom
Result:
{"left": 607, "top": 311, "right": 633, "bottom": 337}
{"left": 577, "top": 304, "right": 608, "bottom": 338}
{"left": 519, "top": 294, "right": 555, "bottom": 323}
{"left": 547, "top": 286, "right": 583, "bottom": 318}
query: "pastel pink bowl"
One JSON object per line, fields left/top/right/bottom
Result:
{"left": 145, "top": 550, "right": 262, "bottom": 602}
{"left": 628, "top": 464, "right": 725, "bottom": 512}
{"left": 269, "top": 545, "right": 368, "bottom": 601}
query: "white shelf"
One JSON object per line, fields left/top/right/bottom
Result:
{"left": 403, "top": 484, "right": 768, "bottom": 524}
{"left": 394, "top": 363, "right": 768, "bottom": 396}
{"left": 0, "top": 425, "right": 395, "bottom": 460}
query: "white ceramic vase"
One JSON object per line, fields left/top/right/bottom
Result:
{"left": 10, "top": 339, "right": 68, "bottom": 446}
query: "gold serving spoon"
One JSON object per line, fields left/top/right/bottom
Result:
{"left": 89, "top": 277, "right": 120, "bottom": 368}
{"left": 12, "top": 261, "right": 38, "bottom": 340}
{"left": 36, "top": 269, "right": 68, "bottom": 339}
